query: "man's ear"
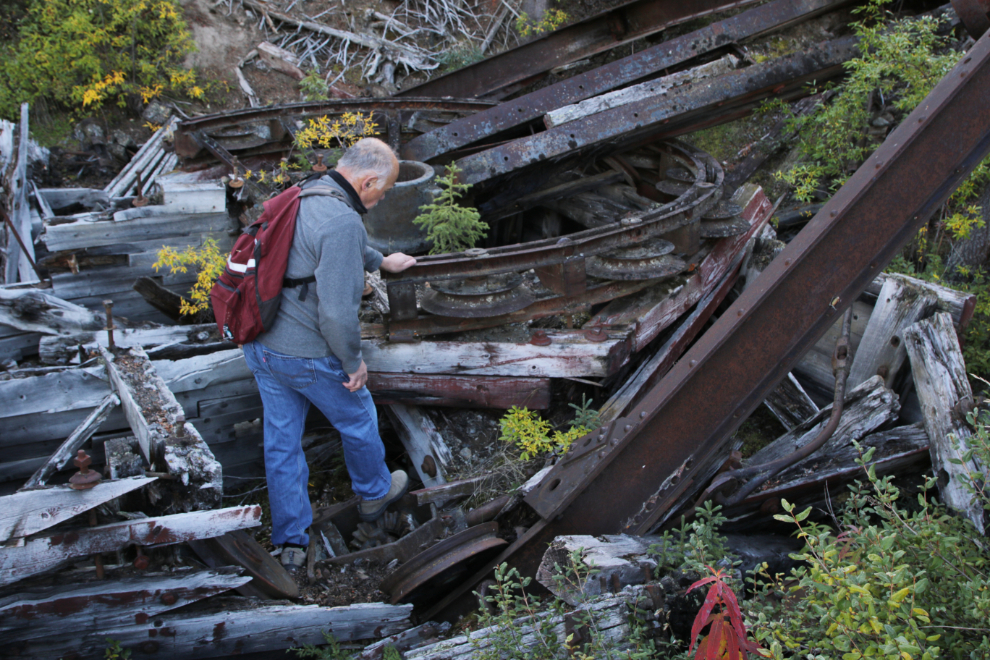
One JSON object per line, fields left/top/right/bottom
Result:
{"left": 363, "top": 175, "right": 380, "bottom": 190}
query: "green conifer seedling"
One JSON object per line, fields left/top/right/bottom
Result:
{"left": 413, "top": 163, "right": 488, "bottom": 255}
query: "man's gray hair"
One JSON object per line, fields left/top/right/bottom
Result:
{"left": 337, "top": 138, "right": 398, "bottom": 182}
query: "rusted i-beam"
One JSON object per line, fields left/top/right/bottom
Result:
{"left": 397, "top": 0, "right": 765, "bottom": 100}
{"left": 401, "top": 0, "right": 852, "bottom": 163}
{"left": 425, "top": 27, "right": 990, "bottom": 620}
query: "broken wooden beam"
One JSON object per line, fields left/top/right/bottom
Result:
{"left": 0, "top": 476, "right": 156, "bottom": 542}
{"left": 368, "top": 373, "right": 551, "bottom": 410}
{"left": 0, "top": 505, "right": 261, "bottom": 587}
{"left": 21, "top": 392, "right": 120, "bottom": 488}
{"left": 101, "top": 345, "right": 222, "bottom": 511}
{"left": 763, "top": 373, "right": 819, "bottom": 431}
{"left": 904, "top": 312, "right": 989, "bottom": 535}
{"left": 0, "top": 288, "right": 106, "bottom": 335}
{"left": 0, "top": 567, "right": 250, "bottom": 648}
{"left": 39, "top": 323, "right": 220, "bottom": 365}
{"left": 386, "top": 404, "right": 451, "bottom": 489}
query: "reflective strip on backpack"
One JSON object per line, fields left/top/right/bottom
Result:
{"left": 226, "top": 258, "right": 257, "bottom": 273}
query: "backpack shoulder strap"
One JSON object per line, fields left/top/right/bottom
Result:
{"left": 298, "top": 181, "right": 348, "bottom": 201}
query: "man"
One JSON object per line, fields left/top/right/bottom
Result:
{"left": 242, "top": 138, "right": 416, "bottom": 571}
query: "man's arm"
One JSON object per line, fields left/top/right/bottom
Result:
{"left": 314, "top": 220, "right": 366, "bottom": 379}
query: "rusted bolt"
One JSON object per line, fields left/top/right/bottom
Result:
{"left": 173, "top": 413, "right": 186, "bottom": 438}
{"left": 103, "top": 300, "right": 115, "bottom": 351}
{"left": 132, "top": 170, "right": 149, "bottom": 208}
{"left": 421, "top": 454, "right": 437, "bottom": 478}
{"left": 70, "top": 450, "right": 102, "bottom": 490}
{"left": 529, "top": 329, "right": 551, "bottom": 346}
{"left": 585, "top": 327, "right": 609, "bottom": 343}
{"left": 160, "top": 592, "right": 177, "bottom": 606}
{"left": 133, "top": 546, "right": 150, "bottom": 570}
{"left": 229, "top": 157, "right": 244, "bottom": 189}
{"left": 313, "top": 153, "right": 327, "bottom": 173}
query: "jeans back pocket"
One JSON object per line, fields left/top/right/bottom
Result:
{"left": 262, "top": 350, "right": 318, "bottom": 388}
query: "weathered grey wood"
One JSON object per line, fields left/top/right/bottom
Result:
{"left": 544, "top": 55, "right": 739, "bottom": 128}
{"left": 39, "top": 324, "right": 218, "bottom": 364}
{"left": 848, "top": 275, "right": 938, "bottom": 390}
{"left": 386, "top": 404, "right": 451, "bottom": 489}
{"left": 21, "top": 393, "right": 120, "bottom": 488}
{"left": 904, "top": 313, "right": 989, "bottom": 535}
{"left": 101, "top": 345, "right": 222, "bottom": 511}
{"left": 649, "top": 437, "right": 743, "bottom": 532}
{"left": 0, "top": 567, "right": 250, "bottom": 645}
{"left": 8, "top": 104, "right": 37, "bottom": 284}
{"left": 0, "top": 505, "right": 261, "bottom": 587}
{"left": 406, "top": 589, "right": 640, "bottom": 660}
{"left": 748, "top": 375, "right": 900, "bottom": 471}
{"left": 104, "top": 117, "right": 179, "bottom": 199}
{"left": 42, "top": 210, "right": 230, "bottom": 252}
{"left": 537, "top": 534, "right": 658, "bottom": 605}
{"left": 866, "top": 272, "right": 975, "bottom": 327}
{"left": 764, "top": 372, "right": 819, "bottom": 430}
{"left": 411, "top": 476, "right": 488, "bottom": 506}
{"left": 17, "top": 599, "right": 412, "bottom": 659}
{"left": 793, "top": 299, "right": 872, "bottom": 396}
{"left": 0, "top": 476, "right": 156, "bottom": 543}
{"left": 0, "top": 289, "right": 105, "bottom": 335}
{"left": 0, "top": 327, "right": 41, "bottom": 361}
{"left": 359, "top": 622, "right": 443, "bottom": 660}
{"left": 37, "top": 188, "right": 110, "bottom": 212}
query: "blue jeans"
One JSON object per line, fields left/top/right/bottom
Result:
{"left": 242, "top": 341, "right": 391, "bottom": 547}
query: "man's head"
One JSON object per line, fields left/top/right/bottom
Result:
{"left": 336, "top": 138, "right": 399, "bottom": 210}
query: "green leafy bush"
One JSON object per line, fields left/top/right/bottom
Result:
{"left": 0, "top": 0, "right": 199, "bottom": 118}
{"left": 498, "top": 406, "right": 593, "bottom": 461}
{"left": 413, "top": 162, "right": 488, "bottom": 255}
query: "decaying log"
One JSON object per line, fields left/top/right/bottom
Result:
{"left": 21, "top": 393, "right": 120, "bottom": 488}
{"left": 365, "top": 270, "right": 390, "bottom": 316}
{"left": 0, "top": 567, "right": 250, "bottom": 647}
{"left": 386, "top": 404, "right": 451, "bottom": 489}
{"left": 0, "top": 505, "right": 261, "bottom": 587}
{"left": 904, "top": 312, "right": 989, "bottom": 535}
{"left": 544, "top": 55, "right": 739, "bottom": 128}
{"left": 747, "top": 375, "right": 900, "bottom": 471}
{"left": 0, "top": 476, "right": 156, "bottom": 543}
{"left": 0, "top": 288, "right": 105, "bottom": 335}
{"left": 14, "top": 598, "right": 412, "bottom": 660}
{"left": 722, "top": 424, "right": 930, "bottom": 527}
{"left": 847, "top": 274, "right": 938, "bottom": 390}
{"left": 101, "top": 345, "right": 222, "bottom": 511}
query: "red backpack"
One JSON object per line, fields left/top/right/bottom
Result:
{"left": 210, "top": 180, "right": 345, "bottom": 344}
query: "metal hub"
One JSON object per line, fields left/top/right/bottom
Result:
{"left": 586, "top": 237, "right": 685, "bottom": 280}
{"left": 421, "top": 273, "right": 535, "bottom": 318}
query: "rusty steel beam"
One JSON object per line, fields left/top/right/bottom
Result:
{"left": 426, "top": 29, "right": 990, "bottom": 620}
{"left": 401, "top": 0, "right": 851, "bottom": 163}
{"left": 397, "top": 0, "right": 765, "bottom": 100}
{"left": 952, "top": 0, "right": 990, "bottom": 38}
{"left": 172, "top": 98, "right": 495, "bottom": 159}
{"left": 455, "top": 37, "right": 858, "bottom": 187}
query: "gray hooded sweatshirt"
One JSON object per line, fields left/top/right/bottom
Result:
{"left": 256, "top": 175, "right": 383, "bottom": 373}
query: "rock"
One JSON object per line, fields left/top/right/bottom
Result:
{"left": 142, "top": 100, "right": 173, "bottom": 126}
{"left": 109, "top": 129, "right": 137, "bottom": 162}
{"left": 459, "top": 448, "right": 473, "bottom": 461}
{"left": 75, "top": 120, "right": 106, "bottom": 146}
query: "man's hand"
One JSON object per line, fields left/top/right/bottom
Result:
{"left": 380, "top": 252, "right": 416, "bottom": 273}
{"left": 343, "top": 359, "right": 368, "bottom": 392}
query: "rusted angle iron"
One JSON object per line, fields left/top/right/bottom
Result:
{"left": 455, "top": 36, "right": 859, "bottom": 187}
{"left": 401, "top": 0, "right": 852, "bottom": 163}
{"left": 427, "top": 27, "right": 990, "bottom": 619}
{"left": 397, "top": 0, "right": 766, "bottom": 101}
{"left": 172, "top": 98, "right": 495, "bottom": 160}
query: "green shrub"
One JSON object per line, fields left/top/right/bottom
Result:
{"left": 0, "top": 0, "right": 199, "bottom": 118}
{"left": 413, "top": 162, "right": 488, "bottom": 255}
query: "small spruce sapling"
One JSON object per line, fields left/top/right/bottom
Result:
{"left": 414, "top": 163, "right": 488, "bottom": 255}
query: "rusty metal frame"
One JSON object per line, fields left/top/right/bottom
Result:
{"left": 454, "top": 37, "right": 858, "bottom": 187}
{"left": 401, "top": 0, "right": 851, "bottom": 163}
{"left": 397, "top": 0, "right": 766, "bottom": 101}
{"left": 424, "top": 29, "right": 990, "bottom": 620}
{"left": 172, "top": 98, "right": 496, "bottom": 160}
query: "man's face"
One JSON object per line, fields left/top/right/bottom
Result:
{"left": 359, "top": 169, "right": 399, "bottom": 210}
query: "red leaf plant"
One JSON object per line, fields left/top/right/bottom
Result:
{"left": 686, "top": 566, "right": 767, "bottom": 660}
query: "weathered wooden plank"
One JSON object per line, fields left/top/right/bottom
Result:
{"left": 101, "top": 345, "right": 222, "bottom": 511}
{"left": 104, "top": 117, "right": 178, "bottom": 199}
{"left": 793, "top": 299, "right": 872, "bottom": 397}
{"left": 155, "top": 349, "right": 252, "bottom": 393}
{"left": 37, "top": 188, "right": 110, "bottom": 212}
{"left": 0, "top": 567, "right": 250, "bottom": 645}
{"left": 747, "top": 375, "right": 900, "bottom": 471}
{"left": 17, "top": 599, "right": 412, "bottom": 659}
{"left": 866, "top": 272, "right": 975, "bottom": 329}
{"left": 365, "top": 328, "right": 631, "bottom": 377}
{"left": 42, "top": 211, "right": 230, "bottom": 253}
{"left": 0, "top": 506, "right": 261, "bottom": 587}
{"left": 545, "top": 55, "right": 739, "bottom": 128}
{"left": 589, "top": 184, "right": 774, "bottom": 351}
{"left": 368, "top": 373, "right": 551, "bottom": 409}
{"left": 764, "top": 373, "right": 820, "bottom": 431}
{"left": 39, "top": 324, "right": 218, "bottom": 364}
{"left": 0, "top": 328, "right": 41, "bottom": 361}
{"left": 410, "top": 476, "right": 488, "bottom": 507}
{"left": 0, "top": 476, "right": 156, "bottom": 543}
{"left": 0, "top": 289, "right": 104, "bottom": 335}
{"left": 0, "top": 406, "right": 128, "bottom": 451}
{"left": 0, "top": 366, "right": 110, "bottom": 420}
{"left": 904, "top": 312, "right": 989, "bottom": 535}
{"left": 386, "top": 404, "right": 451, "bottom": 489}
{"left": 21, "top": 393, "right": 120, "bottom": 488}
{"left": 51, "top": 264, "right": 197, "bottom": 301}
{"left": 848, "top": 274, "right": 937, "bottom": 389}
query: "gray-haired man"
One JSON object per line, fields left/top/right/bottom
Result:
{"left": 242, "top": 138, "right": 416, "bottom": 570}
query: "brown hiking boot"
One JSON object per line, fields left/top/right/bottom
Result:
{"left": 358, "top": 470, "right": 409, "bottom": 522}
